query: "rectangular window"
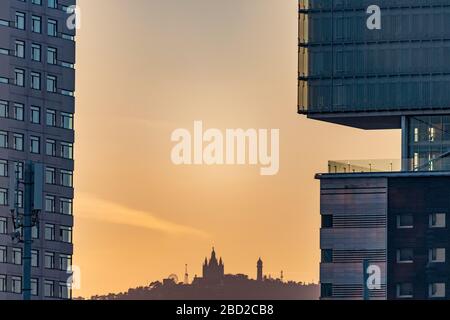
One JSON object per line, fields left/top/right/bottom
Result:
{"left": 59, "top": 283, "right": 71, "bottom": 299}
{"left": 429, "top": 248, "right": 446, "bottom": 263}
{"left": 429, "top": 283, "right": 446, "bottom": 298}
{"left": 59, "top": 254, "right": 72, "bottom": 271}
{"left": 0, "top": 100, "right": 8, "bottom": 118}
{"left": 60, "top": 198, "right": 73, "bottom": 215}
{"left": 44, "top": 224, "right": 55, "bottom": 241}
{"left": 0, "top": 160, "right": 7, "bottom": 177}
{"left": 12, "top": 277, "right": 22, "bottom": 294}
{"left": 30, "top": 136, "right": 40, "bottom": 154}
{"left": 47, "top": 47, "right": 57, "bottom": 65}
{"left": 430, "top": 213, "right": 446, "bottom": 228}
{"left": 30, "top": 72, "right": 41, "bottom": 90}
{"left": 397, "top": 214, "right": 414, "bottom": 229}
{"left": 0, "top": 131, "right": 7, "bottom": 148}
{"left": 46, "top": 75, "right": 57, "bottom": 92}
{"left": 322, "top": 215, "right": 333, "bottom": 228}
{"left": 48, "top": 0, "right": 58, "bottom": 9}
{"left": 0, "top": 275, "right": 5, "bottom": 292}
{"left": 61, "top": 170, "right": 73, "bottom": 187}
{"left": 44, "top": 252, "right": 55, "bottom": 269}
{"left": 14, "top": 103, "right": 24, "bottom": 121}
{"left": 12, "top": 248, "right": 22, "bottom": 265}
{"left": 46, "top": 109, "right": 56, "bottom": 126}
{"left": 15, "top": 40, "right": 25, "bottom": 58}
{"left": 397, "top": 248, "right": 414, "bottom": 263}
{"left": 31, "top": 279, "right": 38, "bottom": 296}
{"left": 60, "top": 226, "right": 72, "bottom": 243}
{"left": 61, "top": 142, "right": 73, "bottom": 159}
{"left": 31, "top": 43, "right": 41, "bottom": 62}
{"left": 46, "top": 139, "right": 56, "bottom": 156}
{"left": 0, "top": 217, "right": 6, "bottom": 234}
{"left": 322, "top": 249, "right": 333, "bottom": 263}
{"left": 47, "top": 19, "right": 58, "bottom": 37}
{"left": 13, "top": 133, "right": 24, "bottom": 151}
{"left": 397, "top": 283, "right": 413, "bottom": 298}
{"left": 321, "top": 283, "right": 332, "bottom": 298}
{"left": 44, "top": 280, "right": 54, "bottom": 297}
{"left": 45, "top": 167, "right": 56, "bottom": 184}
{"left": 32, "top": 15, "right": 41, "bottom": 33}
{"left": 0, "top": 188, "right": 7, "bottom": 206}
{"left": 15, "top": 12, "right": 25, "bottom": 30}
{"left": 61, "top": 112, "right": 73, "bottom": 129}
{"left": 0, "top": 246, "right": 6, "bottom": 263}
{"left": 45, "top": 195, "right": 55, "bottom": 212}
{"left": 30, "top": 106, "right": 40, "bottom": 124}
{"left": 31, "top": 250, "right": 39, "bottom": 267}
{"left": 15, "top": 69, "right": 25, "bottom": 87}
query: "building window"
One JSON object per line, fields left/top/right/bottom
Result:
{"left": 44, "top": 252, "right": 55, "bottom": 269}
{"left": 59, "top": 254, "right": 72, "bottom": 271}
{"left": 15, "top": 69, "right": 25, "bottom": 87}
{"left": 61, "top": 112, "right": 73, "bottom": 130}
{"left": 31, "top": 15, "right": 42, "bottom": 33}
{"left": 429, "top": 248, "right": 446, "bottom": 263}
{"left": 32, "top": 224, "right": 39, "bottom": 240}
{"left": 0, "top": 131, "right": 7, "bottom": 148}
{"left": 30, "top": 136, "right": 40, "bottom": 154}
{"left": 44, "top": 280, "right": 54, "bottom": 297}
{"left": 46, "top": 109, "right": 56, "bottom": 126}
{"left": 0, "top": 275, "right": 5, "bottom": 292}
{"left": 61, "top": 170, "right": 73, "bottom": 187}
{"left": 14, "top": 162, "right": 24, "bottom": 180}
{"left": 15, "top": 12, "right": 25, "bottom": 30}
{"left": 429, "top": 283, "right": 446, "bottom": 298}
{"left": 45, "top": 195, "right": 55, "bottom": 212}
{"left": 0, "top": 246, "right": 6, "bottom": 263}
{"left": 46, "top": 139, "right": 56, "bottom": 156}
{"left": 48, "top": 0, "right": 58, "bottom": 9}
{"left": 0, "top": 217, "right": 6, "bottom": 234}
{"left": 321, "top": 283, "right": 332, "bottom": 298}
{"left": 45, "top": 167, "right": 56, "bottom": 184}
{"left": 31, "top": 278, "right": 38, "bottom": 296}
{"left": 59, "top": 283, "right": 71, "bottom": 299}
{"left": 14, "top": 103, "right": 24, "bottom": 121}
{"left": 430, "top": 213, "right": 446, "bottom": 228}
{"left": 322, "top": 215, "right": 333, "bottom": 228}
{"left": 44, "top": 224, "right": 55, "bottom": 241}
{"left": 47, "top": 47, "right": 57, "bottom": 65}
{"left": 31, "top": 43, "right": 41, "bottom": 62}
{"left": 12, "top": 277, "right": 22, "bottom": 294}
{"left": 12, "top": 248, "right": 22, "bottom": 265}
{"left": 397, "top": 283, "right": 413, "bottom": 298}
{"left": 397, "top": 214, "right": 414, "bottom": 229}
{"left": 31, "top": 250, "right": 39, "bottom": 267}
{"left": 0, "top": 188, "right": 7, "bottom": 206}
{"left": 30, "top": 72, "right": 41, "bottom": 90}
{"left": 61, "top": 142, "right": 74, "bottom": 160}
{"left": 60, "top": 198, "right": 73, "bottom": 215}
{"left": 46, "top": 75, "right": 57, "bottom": 93}
{"left": 397, "top": 248, "right": 414, "bottom": 263}
{"left": 0, "top": 160, "right": 7, "bottom": 177}
{"left": 0, "top": 100, "right": 8, "bottom": 118}
{"left": 47, "top": 19, "right": 58, "bottom": 37}
{"left": 13, "top": 133, "right": 24, "bottom": 151}
{"left": 60, "top": 226, "right": 72, "bottom": 243}
{"left": 32, "top": 0, "right": 43, "bottom": 5}
{"left": 15, "top": 40, "right": 25, "bottom": 58}
{"left": 15, "top": 190, "right": 23, "bottom": 208}
{"left": 322, "top": 249, "right": 333, "bottom": 263}
{"left": 30, "top": 106, "right": 40, "bottom": 124}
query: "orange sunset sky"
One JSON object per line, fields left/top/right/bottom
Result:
{"left": 73, "top": 0, "right": 400, "bottom": 298}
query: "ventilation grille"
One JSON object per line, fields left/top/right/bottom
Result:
{"left": 332, "top": 249, "right": 386, "bottom": 263}
{"left": 333, "top": 215, "right": 386, "bottom": 228}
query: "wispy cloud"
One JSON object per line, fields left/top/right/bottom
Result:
{"left": 75, "top": 193, "right": 209, "bottom": 238}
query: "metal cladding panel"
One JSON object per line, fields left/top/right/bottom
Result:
{"left": 298, "top": 1, "right": 450, "bottom": 129}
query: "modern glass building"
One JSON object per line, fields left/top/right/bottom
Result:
{"left": 299, "top": 1, "right": 450, "bottom": 299}
{"left": 0, "top": 0, "right": 75, "bottom": 299}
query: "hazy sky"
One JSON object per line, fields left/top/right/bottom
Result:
{"left": 74, "top": 0, "right": 400, "bottom": 297}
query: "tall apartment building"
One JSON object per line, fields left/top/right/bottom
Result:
{"left": 0, "top": 0, "right": 75, "bottom": 299}
{"left": 299, "top": 0, "right": 450, "bottom": 299}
